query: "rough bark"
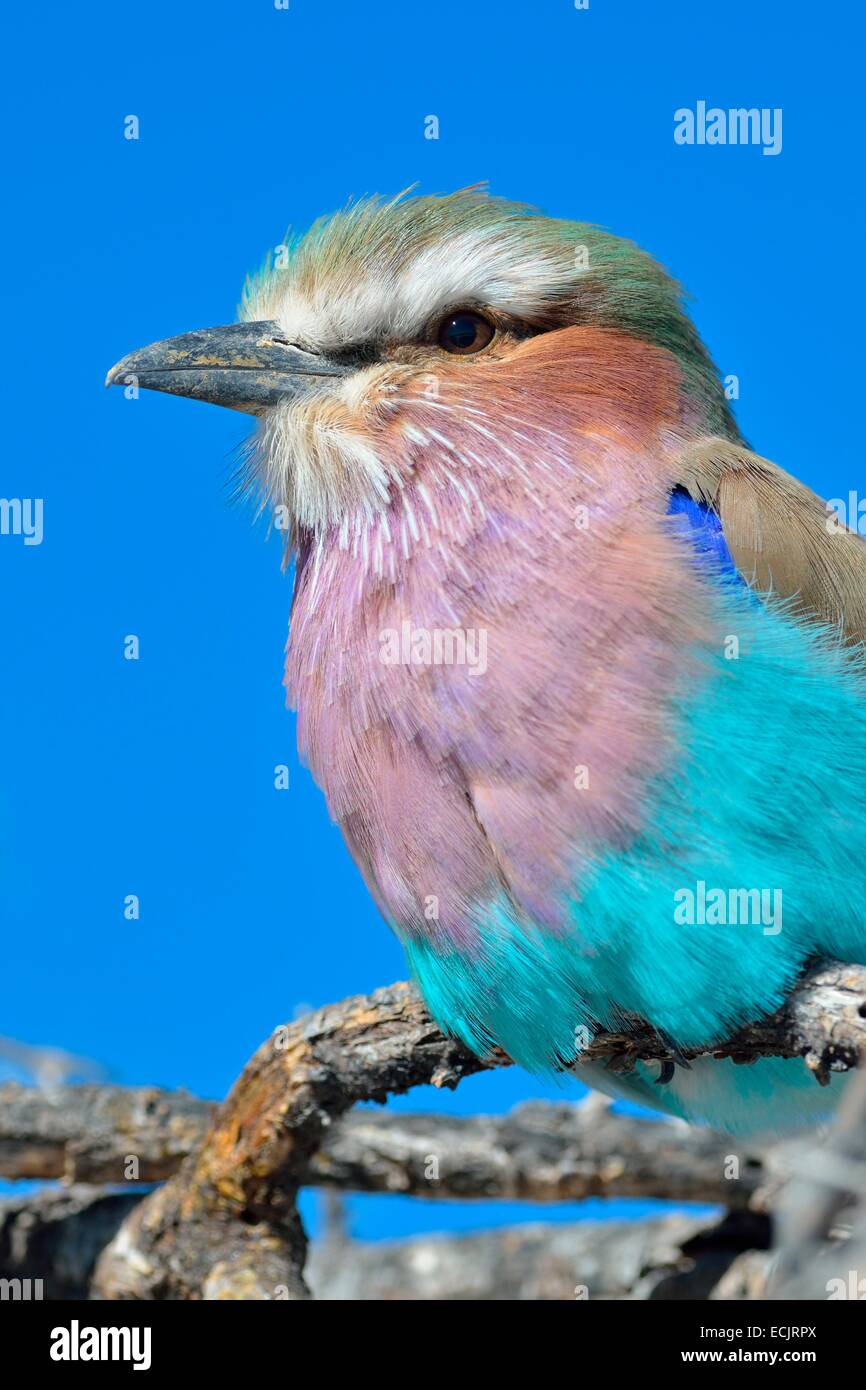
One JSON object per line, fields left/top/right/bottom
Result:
{"left": 766, "top": 1068, "right": 866, "bottom": 1299}
{"left": 309, "top": 1099, "right": 766, "bottom": 1207}
{"left": 0, "top": 1085, "right": 766, "bottom": 1207}
{"left": 0, "top": 1083, "right": 213, "bottom": 1183}
{"left": 581, "top": 959, "right": 866, "bottom": 1084}
{"left": 0, "top": 1186, "right": 768, "bottom": 1302}
{"left": 53, "top": 961, "right": 866, "bottom": 1299}
{"left": 307, "top": 1209, "right": 771, "bottom": 1301}
{"left": 0, "top": 1186, "right": 141, "bottom": 1301}
{"left": 92, "top": 981, "right": 495, "bottom": 1300}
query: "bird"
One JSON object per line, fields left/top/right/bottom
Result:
{"left": 107, "top": 188, "right": 866, "bottom": 1136}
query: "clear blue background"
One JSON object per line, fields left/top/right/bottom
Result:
{"left": 1, "top": 0, "right": 861, "bottom": 1241}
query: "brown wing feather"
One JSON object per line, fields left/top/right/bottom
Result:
{"left": 678, "top": 438, "right": 866, "bottom": 646}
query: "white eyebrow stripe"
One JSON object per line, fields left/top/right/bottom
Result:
{"left": 253, "top": 230, "right": 571, "bottom": 350}
{"left": 393, "top": 231, "right": 567, "bottom": 326}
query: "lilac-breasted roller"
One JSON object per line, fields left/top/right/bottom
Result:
{"left": 107, "top": 190, "right": 866, "bottom": 1135}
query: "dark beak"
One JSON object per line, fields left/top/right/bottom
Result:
{"left": 105, "top": 320, "right": 351, "bottom": 414}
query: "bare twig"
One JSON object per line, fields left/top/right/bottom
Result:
{"left": 76, "top": 961, "right": 864, "bottom": 1299}
{"left": 0, "top": 1083, "right": 213, "bottom": 1183}
{"left": 767, "top": 1068, "right": 866, "bottom": 1299}
{"left": 579, "top": 959, "right": 866, "bottom": 1084}
{"left": 0, "top": 1186, "right": 141, "bottom": 1301}
{"left": 0, "top": 1186, "right": 766, "bottom": 1302}
{"left": 309, "top": 1100, "right": 765, "bottom": 1207}
{"left": 307, "top": 1208, "right": 770, "bottom": 1301}
{"left": 0, "top": 1085, "right": 765, "bottom": 1208}
{"left": 92, "top": 981, "right": 494, "bottom": 1300}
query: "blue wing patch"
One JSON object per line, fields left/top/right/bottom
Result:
{"left": 667, "top": 486, "right": 744, "bottom": 584}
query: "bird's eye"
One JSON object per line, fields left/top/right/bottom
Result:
{"left": 436, "top": 311, "right": 495, "bottom": 355}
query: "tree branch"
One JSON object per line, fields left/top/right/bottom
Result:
{"left": 0, "top": 1184, "right": 768, "bottom": 1302}
{"left": 85, "top": 961, "right": 866, "bottom": 1299}
{"left": 0, "top": 1186, "right": 141, "bottom": 1301}
{"left": 579, "top": 959, "right": 866, "bottom": 1084}
{"left": 308, "top": 1099, "right": 765, "bottom": 1207}
{"left": 0, "top": 1084, "right": 766, "bottom": 1207}
{"left": 0, "top": 1083, "right": 213, "bottom": 1183}
{"left": 93, "top": 981, "right": 494, "bottom": 1300}
{"left": 307, "top": 1209, "right": 771, "bottom": 1301}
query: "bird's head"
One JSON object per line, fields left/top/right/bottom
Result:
{"left": 107, "top": 189, "right": 738, "bottom": 538}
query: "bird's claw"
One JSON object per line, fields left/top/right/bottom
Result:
{"left": 654, "top": 1037, "right": 693, "bottom": 1086}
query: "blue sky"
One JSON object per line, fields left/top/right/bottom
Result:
{"left": 1, "top": 0, "right": 861, "bottom": 1241}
